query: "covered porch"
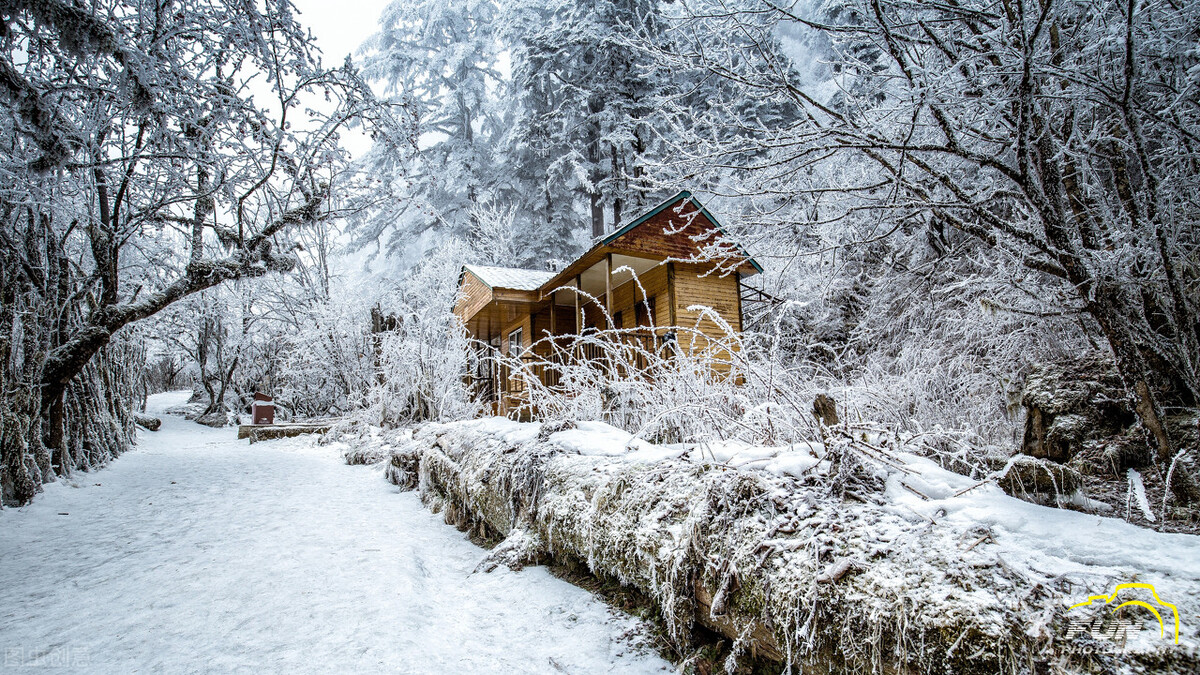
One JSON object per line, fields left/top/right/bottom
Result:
{"left": 458, "top": 253, "right": 671, "bottom": 415}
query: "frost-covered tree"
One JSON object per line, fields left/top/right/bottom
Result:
{"left": 354, "top": 0, "right": 504, "bottom": 264}
{"left": 354, "top": 0, "right": 670, "bottom": 267}
{"left": 499, "top": 0, "right": 664, "bottom": 242}
{"left": 154, "top": 291, "right": 246, "bottom": 423}
{"left": 641, "top": 0, "right": 1200, "bottom": 464}
{"left": 362, "top": 241, "right": 480, "bottom": 426}
{"left": 0, "top": 0, "right": 400, "bottom": 504}
{"left": 278, "top": 288, "right": 377, "bottom": 419}
{"left": 467, "top": 199, "right": 520, "bottom": 266}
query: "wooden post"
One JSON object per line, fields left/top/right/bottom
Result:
{"left": 605, "top": 253, "right": 613, "bottom": 326}
{"left": 492, "top": 343, "right": 500, "bottom": 413}
{"left": 735, "top": 272, "right": 744, "bottom": 333}
{"left": 487, "top": 311, "right": 497, "bottom": 412}
{"left": 575, "top": 274, "right": 583, "bottom": 333}
{"left": 667, "top": 262, "right": 678, "bottom": 326}
{"left": 550, "top": 294, "right": 557, "bottom": 335}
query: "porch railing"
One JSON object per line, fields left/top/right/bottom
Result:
{"left": 468, "top": 331, "right": 665, "bottom": 407}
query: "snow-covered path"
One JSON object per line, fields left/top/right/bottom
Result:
{"left": 0, "top": 392, "right": 669, "bottom": 673}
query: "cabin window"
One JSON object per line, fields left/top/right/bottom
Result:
{"left": 612, "top": 311, "right": 622, "bottom": 330}
{"left": 507, "top": 327, "right": 523, "bottom": 356}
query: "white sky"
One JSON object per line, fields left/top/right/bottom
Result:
{"left": 291, "top": 0, "right": 395, "bottom": 158}
{"left": 292, "top": 0, "right": 393, "bottom": 66}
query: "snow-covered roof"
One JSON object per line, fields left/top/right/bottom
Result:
{"left": 462, "top": 264, "right": 556, "bottom": 291}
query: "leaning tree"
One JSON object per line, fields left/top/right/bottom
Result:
{"left": 0, "top": 0, "right": 408, "bottom": 504}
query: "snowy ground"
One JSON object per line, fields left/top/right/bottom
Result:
{"left": 0, "top": 392, "right": 669, "bottom": 673}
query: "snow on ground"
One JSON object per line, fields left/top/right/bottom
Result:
{"left": 0, "top": 392, "right": 669, "bottom": 673}
{"left": 886, "top": 454, "right": 1200, "bottom": 652}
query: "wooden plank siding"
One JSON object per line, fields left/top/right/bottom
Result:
{"left": 671, "top": 263, "right": 742, "bottom": 366}
{"left": 537, "top": 193, "right": 757, "bottom": 302}
{"left": 460, "top": 261, "right": 739, "bottom": 355}
{"left": 454, "top": 270, "right": 493, "bottom": 324}
{"left": 606, "top": 208, "right": 731, "bottom": 266}
{"left": 608, "top": 264, "right": 669, "bottom": 332}
{"left": 673, "top": 263, "right": 741, "bottom": 334}
{"left": 501, "top": 312, "right": 532, "bottom": 355}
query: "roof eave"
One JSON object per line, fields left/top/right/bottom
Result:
{"left": 603, "top": 190, "right": 763, "bottom": 275}
{"left": 471, "top": 192, "right": 764, "bottom": 304}
{"left": 599, "top": 189, "right": 694, "bottom": 247}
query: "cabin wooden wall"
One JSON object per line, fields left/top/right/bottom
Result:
{"left": 608, "top": 264, "right": 669, "bottom": 331}
{"left": 531, "top": 262, "right": 737, "bottom": 344}
{"left": 459, "top": 254, "right": 746, "bottom": 419}
{"left": 500, "top": 312, "right": 532, "bottom": 355}
{"left": 671, "top": 262, "right": 741, "bottom": 359}
{"left": 607, "top": 205, "right": 743, "bottom": 270}
{"left": 531, "top": 305, "right": 562, "bottom": 358}
{"left": 454, "top": 271, "right": 492, "bottom": 328}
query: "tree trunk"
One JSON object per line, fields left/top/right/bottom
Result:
{"left": 1033, "top": 129, "right": 1177, "bottom": 463}
{"left": 46, "top": 390, "right": 66, "bottom": 471}
{"left": 1, "top": 406, "right": 39, "bottom": 506}
{"left": 1086, "top": 285, "right": 1174, "bottom": 461}
{"left": 590, "top": 190, "right": 604, "bottom": 239}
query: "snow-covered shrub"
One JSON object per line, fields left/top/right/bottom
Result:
{"left": 495, "top": 304, "right": 826, "bottom": 446}
{"left": 354, "top": 243, "right": 480, "bottom": 428}
{"left": 489, "top": 281, "right": 1024, "bottom": 481}
{"left": 278, "top": 295, "right": 377, "bottom": 418}
{"left": 363, "top": 322, "right": 478, "bottom": 427}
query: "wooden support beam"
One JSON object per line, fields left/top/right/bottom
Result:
{"left": 667, "top": 262, "right": 678, "bottom": 326}
{"left": 575, "top": 274, "right": 583, "bottom": 333}
{"left": 492, "top": 350, "right": 500, "bottom": 413}
{"left": 605, "top": 253, "right": 613, "bottom": 325}
{"left": 735, "top": 272, "right": 744, "bottom": 333}
{"left": 550, "top": 294, "right": 557, "bottom": 335}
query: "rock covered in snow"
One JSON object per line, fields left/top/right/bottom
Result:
{"left": 193, "top": 411, "right": 230, "bottom": 428}
{"left": 1014, "top": 354, "right": 1200, "bottom": 525}
{"left": 998, "top": 454, "right": 1083, "bottom": 498}
{"left": 1021, "top": 352, "right": 1133, "bottom": 463}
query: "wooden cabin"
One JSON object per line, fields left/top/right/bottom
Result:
{"left": 453, "top": 190, "right": 762, "bottom": 414}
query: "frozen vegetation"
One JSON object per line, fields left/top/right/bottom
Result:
{"left": 343, "top": 418, "right": 1200, "bottom": 673}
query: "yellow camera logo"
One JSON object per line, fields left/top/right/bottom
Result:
{"left": 1067, "top": 582, "right": 1180, "bottom": 645}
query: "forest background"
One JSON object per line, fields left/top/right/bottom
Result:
{"left": 1, "top": 0, "right": 1196, "bottom": 523}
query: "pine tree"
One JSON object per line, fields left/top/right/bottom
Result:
{"left": 356, "top": 0, "right": 505, "bottom": 263}
{"left": 499, "top": 0, "right": 664, "bottom": 248}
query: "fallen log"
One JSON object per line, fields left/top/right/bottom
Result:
{"left": 134, "top": 414, "right": 161, "bottom": 431}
